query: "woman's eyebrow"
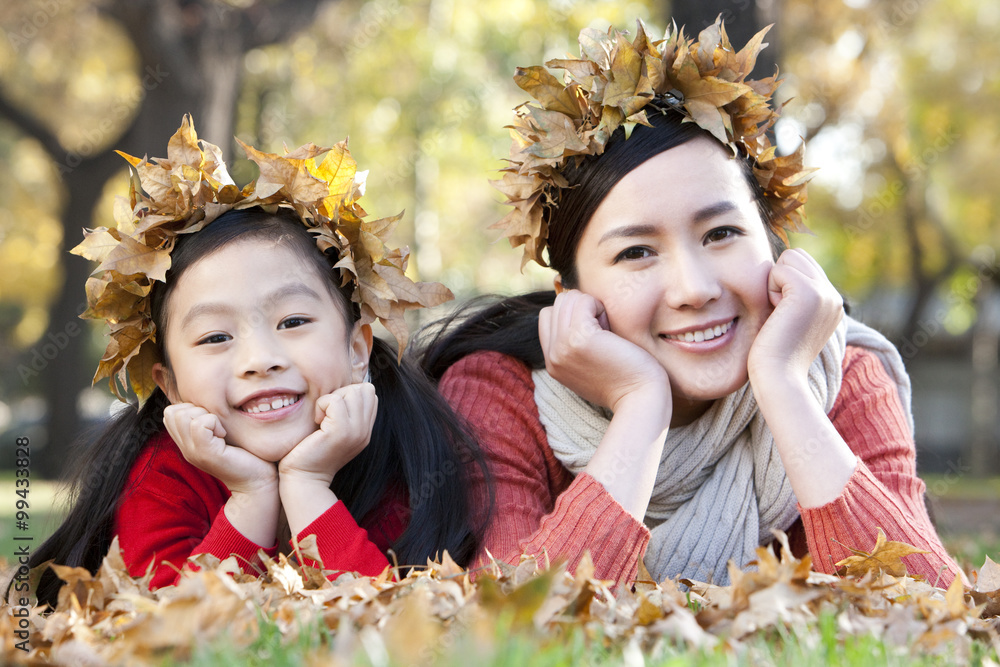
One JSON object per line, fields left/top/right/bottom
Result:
{"left": 691, "top": 201, "right": 739, "bottom": 224}
{"left": 597, "top": 224, "right": 659, "bottom": 246}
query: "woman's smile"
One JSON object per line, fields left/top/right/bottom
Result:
{"left": 660, "top": 317, "right": 736, "bottom": 344}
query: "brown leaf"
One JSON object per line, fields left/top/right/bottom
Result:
{"left": 515, "top": 66, "right": 585, "bottom": 118}
{"left": 96, "top": 235, "right": 171, "bottom": 283}
{"left": 975, "top": 555, "right": 1000, "bottom": 592}
{"left": 835, "top": 528, "right": 930, "bottom": 579}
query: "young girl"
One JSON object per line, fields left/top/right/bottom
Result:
{"left": 27, "top": 117, "right": 482, "bottom": 607}
{"left": 419, "top": 20, "right": 962, "bottom": 587}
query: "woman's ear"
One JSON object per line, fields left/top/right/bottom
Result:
{"left": 152, "top": 362, "right": 180, "bottom": 404}
{"left": 349, "top": 323, "right": 374, "bottom": 383}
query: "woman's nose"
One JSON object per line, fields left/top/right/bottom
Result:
{"left": 663, "top": 250, "right": 722, "bottom": 310}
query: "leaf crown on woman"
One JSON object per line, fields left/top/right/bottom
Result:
{"left": 421, "top": 16, "right": 813, "bottom": 375}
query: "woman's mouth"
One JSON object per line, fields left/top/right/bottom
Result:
{"left": 661, "top": 318, "right": 736, "bottom": 343}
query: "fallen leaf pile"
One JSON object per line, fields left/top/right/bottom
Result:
{"left": 2, "top": 530, "right": 999, "bottom": 665}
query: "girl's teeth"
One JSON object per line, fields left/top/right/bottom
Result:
{"left": 245, "top": 396, "right": 298, "bottom": 414}
{"left": 666, "top": 320, "right": 732, "bottom": 342}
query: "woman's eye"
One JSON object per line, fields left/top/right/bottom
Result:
{"left": 614, "top": 246, "right": 653, "bottom": 262}
{"left": 278, "top": 316, "right": 310, "bottom": 330}
{"left": 198, "top": 333, "right": 231, "bottom": 345}
{"left": 704, "top": 227, "right": 741, "bottom": 244}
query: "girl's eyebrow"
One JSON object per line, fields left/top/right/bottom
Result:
{"left": 180, "top": 283, "right": 323, "bottom": 329}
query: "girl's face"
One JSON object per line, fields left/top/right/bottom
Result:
{"left": 573, "top": 136, "right": 775, "bottom": 425}
{"left": 153, "top": 238, "right": 370, "bottom": 461}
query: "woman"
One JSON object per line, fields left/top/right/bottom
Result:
{"left": 420, "top": 19, "right": 961, "bottom": 587}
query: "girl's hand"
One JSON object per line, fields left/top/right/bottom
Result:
{"left": 277, "top": 382, "right": 378, "bottom": 486}
{"left": 748, "top": 248, "right": 844, "bottom": 384}
{"left": 539, "top": 289, "right": 669, "bottom": 412}
{"left": 163, "top": 403, "right": 280, "bottom": 547}
{"left": 162, "top": 403, "right": 278, "bottom": 495}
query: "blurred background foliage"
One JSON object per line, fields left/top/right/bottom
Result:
{"left": 0, "top": 0, "right": 997, "bottom": 477}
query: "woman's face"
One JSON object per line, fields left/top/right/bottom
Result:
{"left": 153, "top": 238, "right": 370, "bottom": 461}
{"left": 573, "top": 136, "right": 775, "bottom": 425}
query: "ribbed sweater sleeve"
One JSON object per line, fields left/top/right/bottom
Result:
{"left": 294, "top": 499, "right": 395, "bottom": 576}
{"left": 439, "top": 351, "right": 650, "bottom": 584}
{"left": 114, "top": 431, "right": 276, "bottom": 589}
{"left": 801, "top": 346, "right": 962, "bottom": 587}
{"left": 115, "top": 431, "right": 406, "bottom": 588}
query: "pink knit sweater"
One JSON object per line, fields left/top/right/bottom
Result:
{"left": 439, "top": 346, "right": 961, "bottom": 588}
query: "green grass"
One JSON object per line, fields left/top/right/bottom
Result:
{"left": 173, "top": 609, "right": 996, "bottom": 667}
{"left": 0, "top": 476, "right": 66, "bottom": 581}
{"left": 922, "top": 473, "right": 1000, "bottom": 501}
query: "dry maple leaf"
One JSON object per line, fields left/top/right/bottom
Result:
{"left": 835, "top": 528, "right": 930, "bottom": 579}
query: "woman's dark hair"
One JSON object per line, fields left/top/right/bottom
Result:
{"left": 22, "top": 208, "right": 484, "bottom": 608}
{"left": 419, "top": 107, "right": 785, "bottom": 377}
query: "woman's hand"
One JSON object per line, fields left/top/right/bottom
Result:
{"left": 162, "top": 403, "right": 280, "bottom": 546}
{"left": 162, "top": 403, "right": 278, "bottom": 495}
{"left": 539, "top": 289, "right": 669, "bottom": 412}
{"left": 540, "top": 290, "right": 671, "bottom": 520}
{"left": 748, "top": 248, "right": 844, "bottom": 385}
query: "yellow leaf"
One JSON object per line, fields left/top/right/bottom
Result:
{"left": 313, "top": 139, "right": 357, "bottom": 201}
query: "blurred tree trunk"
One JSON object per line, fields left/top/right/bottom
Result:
{"left": 665, "top": 0, "right": 779, "bottom": 79}
{"left": 0, "top": 0, "right": 327, "bottom": 477}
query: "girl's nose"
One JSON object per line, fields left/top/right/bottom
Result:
{"left": 236, "top": 329, "right": 287, "bottom": 377}
{"left": 663, "top": 250, "right": 722, "bottom": 310}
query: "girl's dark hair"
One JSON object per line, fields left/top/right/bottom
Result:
{"left": 419, "top": 107, "right": 785, "bottom": 376}
{"left": 23, "top": 208, "right": 484, "bottom": 608}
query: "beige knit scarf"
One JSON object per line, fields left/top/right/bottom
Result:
{"left": 532, "top": 315, "right": 912, "bottom": 585}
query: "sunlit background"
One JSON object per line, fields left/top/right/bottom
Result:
{"left": 0, "top": 0, "right": 997, "bottom": 493}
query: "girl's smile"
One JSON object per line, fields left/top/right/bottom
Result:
{"left": 573, "top": 137, "right": 776, "bottom": 425}
{"left": 237, "top": 391, "right": 304, "bottom": 417}
{"left": 152, "top": 239, "right": 370, "bottom": 462}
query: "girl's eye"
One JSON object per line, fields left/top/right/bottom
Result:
{"left": 614, "top": 246, "right": 653, "bottom": 263}
{"left": 198, "top": 333, "right": 231, "bottom": 345}
{"left": 704, "top": 227, "right": 741, "bottom": 244}
{"left": 278, "top": 316, "right": 311, "bottom": 330}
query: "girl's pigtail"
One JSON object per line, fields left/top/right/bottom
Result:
{"left": 332, "top": 338, "right": 487, "bottom": 568}
{"left": 16, "top": 391, "right": 168, "bottom": 608}
{"left": 418, "top": 291, "right": 555, "bottom": 382}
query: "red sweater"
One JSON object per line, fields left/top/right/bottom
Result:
{"left": 439, "top": 347, "right": 961, "bottom": 588}
{"left": 113, "top": 430, "right": 406, "bottom": 589}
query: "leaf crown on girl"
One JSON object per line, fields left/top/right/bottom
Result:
{"left": 73, "top": 115, "right": 452, "bottom": 402}
{"left": 491, "top": 16, "right": 815, "bottom": 269}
